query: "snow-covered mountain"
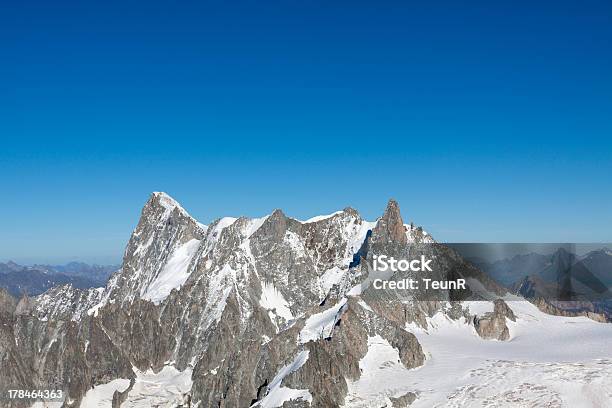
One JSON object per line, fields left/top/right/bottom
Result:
{"left": 1, "top": 192, "right": 611, "bottom": 408}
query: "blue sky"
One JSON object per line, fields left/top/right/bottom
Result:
{"left": 1, "top": 0, "right": 611, "bottom": 264}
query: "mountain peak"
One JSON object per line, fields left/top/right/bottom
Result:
{"left": 342, "top": 206, "right": 359, "bottom": 217}
{"left": 372, "top": 198, "right": 407, "bottom": 244}
{"left": 151, "top": 191, "right": 185, "bottom": 211}
{"left": 142, "top": 192, "right": 197, "bottom": 223}
{"left": 552, "top": 247, "right": 575, "bottom": 259}
{"left": 270, "top": 208, "right": 286, "bottom": 218}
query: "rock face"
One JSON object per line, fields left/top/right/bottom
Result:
{"left": 390, "top": 392, "right": 417, "bottom": 407}
{"left": 0, "top": 192, "right": 508, "bottom": 408}
{"left": 531, "top": 297, "right": 609, "bottom": 323}
{"left": 372, "top": 199, "right": 408, "bottom": 245}
{"left": 474, "top": 299, "right": 516, "bottom": 341}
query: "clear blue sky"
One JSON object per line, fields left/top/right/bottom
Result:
{"left": 1, "top": 0, "right": 611, "bottom": 264}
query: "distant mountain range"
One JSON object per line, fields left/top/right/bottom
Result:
{"left": 0, "top": 261, "right": 118, "bottom": 297}
{"left": 469, "top": 248, "right": 612, "bottom": 319}
{"left": 473, "top": 248, "right": 612, "bottom": 290}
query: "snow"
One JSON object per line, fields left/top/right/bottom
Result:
{"left": 462, "top": 300, "right": 495, "bottom": 316}
{"left": 87, "top": 301, "right": 104, "bottom": 317}
{"left": 34, "top": 285, "right": 105, "bottom": 322}
{"left": 344, "top": 335, "right": 412, "bottom": 407}
{"left": 299, "top": 298, "right": 347, "bottom": 343}
{"left": 141, "top": 238, "right": 201, "bottom": 305}
{"left": 404, "top": 223, "right": 434, "bottom": 243}
{"left": 124, "top": 366, "right": 193, "bottom": 407}
{"left": 253, "top": 350, "right": 312, "bottom": 408}
{"left": 76, "top": 366, "right": 192, "bottom": 408}
{"left": 284, "top": 230, "right": 306, "bottom": 257}
{"left": 30, "top": 402, "right": 63, "bottom": 408}
{"left": 319, "top": 266, "right": 346, "bottom": 295}
{"left": 344, "top": 221, "right": 377, "bottom": 264}
{"left": 299, "top": 211, "right": 376, "bottom": 267}
{"left": 245, "top": 216, "right": 269, "bottom": 237}
{"left": 133, "top": 235, "right": 154, "bottom": 256}
{"left": 153, "top": 191, "right": 190, "bottom": 218}
{"left": 302, "top": 211, "right": 344, "bottom": 223}
{"left": 194, "top": 264, "right": 234, "bottom": 335}
{"left": 343, "top": 300, "right": 612, "bottom": 407}
{"left": 357, "top": 299, "right": 374, "bottom": 313}
{"left": 80, "top": 378, "right": 131, "bottom": 407}
{"left": 260, "top": 281, "right": 294, "bottom": 322}
{"left": 215, "top": 216, "right": 238, "bottom": 231}
{"left": 203, "top": 217, "right": 238, "bottom": 254}
{"left": 403, "top": 301, "right": 612, "bottom": 408}
{"left": 347, "top": 283, "right": 363, "bottom": 296}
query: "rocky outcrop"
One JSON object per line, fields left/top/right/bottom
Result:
{"left": 0, "top": 288, "right": 16, "bottom": 314}
{"left": 372, "top": 199, "right": 407, "bottom": 245}
{"left": 474, "top": 299, "right": 515, "bottom": 341}
{"left": 532, "top": 298, "right": 609, "bottom": 323}
{"left": 390, "top": 392, "right": 417, "bottom": 407}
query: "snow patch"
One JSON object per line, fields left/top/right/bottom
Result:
{"left": 153, "top": 191, "right": 191, "bottom": 219}
{"left": 141, "top": 238, "right": 201, "bottom": 305}
{"left": 302, "top": 211, "right": 344, "bottom": 223}
{"left": 344, "top": 221, "right": 377, "bottom": 264}
{"left": 357, "top": 299, "right": 374, "bottom": 313}
{"left": 203, "top": 217, "right": 238, "bottom": 254}
{"left": 80, "top": 378, "right": 130, "bottom": 407}
{"left": 344, "top": 335, "right": 413, "bottom": 407}
{"left": 319, "top": 266, "right": 345, "bottom": 295}
{"left": 260, "top": 281, "right": 294, "bottom": 322}
{"left": 299, "top": 298, "right": 347, "bottom": 343}
{"left": 124, "top": 366, "right": 193, "bottom": 407}
{"left": 463, "top": 300, "right": 495, "bottom": 316}
{"left": 284, "top": 231, "right": 306, "bottom": 258}
{"left": 245, "top": 216, "right": 269, "bottom": 237}
{"left": 253, "top": 350, "right": 312, "bottom": 408}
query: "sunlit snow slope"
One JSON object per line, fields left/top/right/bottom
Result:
{"left": 344, "top": 300, "right": 612, "bottom": 408}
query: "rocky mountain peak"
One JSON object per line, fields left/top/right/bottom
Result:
{"left": 253, "top": 209, "right": 288, "bottom": 241}
{"left": 372, "top": 198, "right": 407, "bottom": 244}
{"left": 101, "top": 192, "right": 207, "bottom": 307}
{"left": 145, "top": 191, "right": 192, "bottom": 219}
{"left": 551, "top": 247, "right": 575, "bottom": 269}
{"left": 342, "top": 207, "right": 359, "bottom": 218}
{"left": 270, "top": 208, "right": 286, "bottom": 219}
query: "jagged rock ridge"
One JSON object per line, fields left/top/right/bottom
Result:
{"left": 1, "top": 193, "right": 509, "bottom": 408}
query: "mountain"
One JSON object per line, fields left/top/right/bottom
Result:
{"left": 0, "top": 261, "right": 24, "bottom": 274}
{"left": 475, "top": 252, "right": 551, "bottom": 287}
{"left": 0, "top": 269, "right": 101, "bottom": 298}
{"left": 511, "top": 248, "right": 612, "bottom": 320}
{"left": 0, "top": 192, "right": 610, "bottom": 408}
{"left": 474, "top": 247, "right": 611, "bottom": 302}
{"left": 578, "top": 248, "right": 612, "bottom": 287}
{"left": 508, "top": 248, "right": 611, "bottom": 300}
{"left": 0, "top": 262, "right": 117, "bottom": 297}
{"left": 35, "top": 262, "right": 118, "bottom": 283}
